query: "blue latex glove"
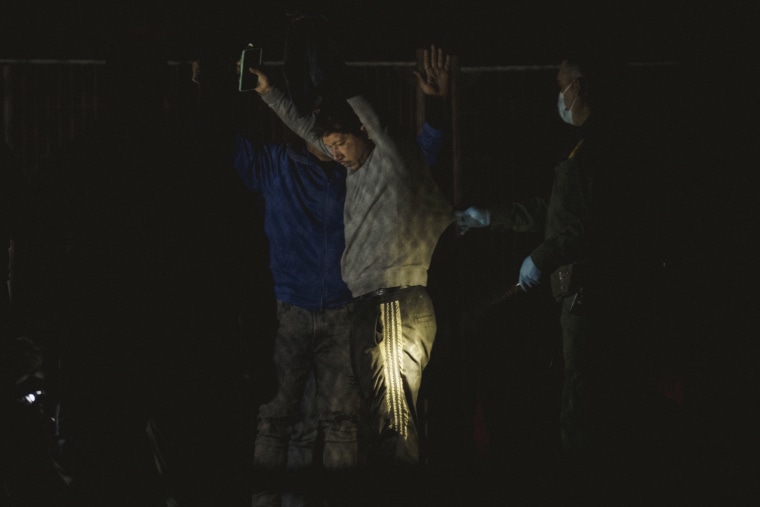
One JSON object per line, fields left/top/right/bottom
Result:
{"left": 454, "top": 206, "right": 490, "bottom": 235}
{"left": 518, "top": 255, "right": 542, "bottom": 290}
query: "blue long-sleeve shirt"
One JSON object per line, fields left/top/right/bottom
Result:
{"left": 232, "top": 136, "right": 351, "bottom": 310}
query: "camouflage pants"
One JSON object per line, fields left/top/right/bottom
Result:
{"left": 252, "top": 301, "right": 360, "bottom": 507}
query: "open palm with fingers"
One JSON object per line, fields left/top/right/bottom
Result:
{"left": 414, "top": 44, "right": 452, "bottom": 98}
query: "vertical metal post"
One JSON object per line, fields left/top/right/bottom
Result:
{"left": 450, "top": 54, "right": 461, "bottom": 207}
{"left": 415, "top": 50, "right": 463, "bottom": 207}
{"left": 414, "top": 48, "right": 425, "bottom": 134}
{"left": 3, "top": 65, "right": 12, "bottom": 147}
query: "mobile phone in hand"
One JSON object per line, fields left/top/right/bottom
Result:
{"left": 238, "top": 45, "right": 263, "bottom": 92}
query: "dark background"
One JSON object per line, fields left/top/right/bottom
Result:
{"left": 2, "top": 1, "right": 759, "bottom": 505}
{"left": 1, "top": 0, "right": 753, "bottom": 64}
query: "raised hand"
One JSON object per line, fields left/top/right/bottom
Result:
{"left": 414, "top": 44, "right": 452, "bottom": 98}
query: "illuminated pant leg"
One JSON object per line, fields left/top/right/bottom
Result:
{"left": 349, "top": 286, "right": 436, "bottom": 465}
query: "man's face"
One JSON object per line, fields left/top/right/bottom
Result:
{"left": 322, "top": 130, "right": 373, "bottom": 171}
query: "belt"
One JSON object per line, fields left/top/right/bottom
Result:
{"left": 355, "top": 285, "right": 412, "bottom": 301}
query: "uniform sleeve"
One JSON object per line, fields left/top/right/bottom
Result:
{"left": 530, "top": 219, "right": 585, "bottom": 274}
{"left": 489, "top": 197, "right": 548, "bottom": 233}
{"left": 529, "top": 160, "right": 588, "bottom": 273}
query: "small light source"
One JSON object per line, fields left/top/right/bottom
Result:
{"left": 22, "top": 390, "right": 44, "bottom": 405}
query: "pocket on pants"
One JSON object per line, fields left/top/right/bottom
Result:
{"left": 414, "top": 312, "right": 436, "bottom": 324}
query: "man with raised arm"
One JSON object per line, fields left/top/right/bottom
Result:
{"left": 249, "top": 46, "right": 455, "bottom": 477}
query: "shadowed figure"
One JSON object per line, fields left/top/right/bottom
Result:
{"left": 27, "top": 20, "right": 267, "bottom": 506}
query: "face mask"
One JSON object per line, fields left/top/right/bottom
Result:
{"left": 557, "top": 82, "right": 577, "bottom": 125}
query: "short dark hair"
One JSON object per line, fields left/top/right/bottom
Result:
{"left": 313, "top": 97, "right": 363, "bottom": 138}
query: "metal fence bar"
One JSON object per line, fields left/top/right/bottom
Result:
{"left": 0, "top": 59, "right": 679, "bottom": 68}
